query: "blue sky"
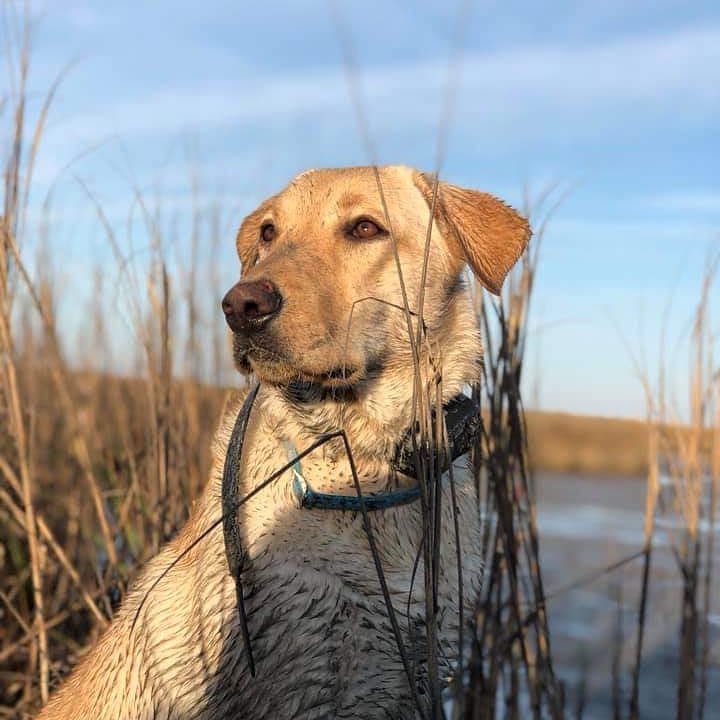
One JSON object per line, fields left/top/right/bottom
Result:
{"left": 8, "top": 0, "right": 720, "bottom": 418}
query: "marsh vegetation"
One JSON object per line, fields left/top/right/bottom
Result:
{"left": 1, "top": 4, "right": 718, "bottom": 719}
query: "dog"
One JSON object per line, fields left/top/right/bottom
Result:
{"left": 36, "top": 165, "right": 529, "bottom": 719}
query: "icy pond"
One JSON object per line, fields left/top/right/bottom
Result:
{"left": 536, "top": 472, "right": 720, "bottom": 719}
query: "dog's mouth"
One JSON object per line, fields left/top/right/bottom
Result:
{"left": 236, "top": 342, "right": 365, "bottom": 387}
{"left": 233, "top": 330, "right": 372, "bottom": 385}
{"left": 312, "top": 366, "right": 362, "bottom": 383}
{"left": 281, "top": 365, "right": 364, "bottom": 389}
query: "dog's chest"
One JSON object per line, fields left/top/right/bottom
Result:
{"left": 213, "top": 504, "right": 473, "bottom": 720}
{"left": 219, "top": 528, "right": 437, "bottom": 714}
{"left": 193, "top": 522, "right": 433, "bottom": 720}
{"left": 208, "top": 414, "right": 479, "bottom": 718}
{"left": 219, "top": 557, "right": 420, "bottom": 719}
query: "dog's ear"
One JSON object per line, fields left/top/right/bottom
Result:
{"left": 413, "top": 171, "right": 530, "bottom": 294}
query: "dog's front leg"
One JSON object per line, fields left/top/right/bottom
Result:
{"left": 35, "top": 479, "right": 237, "bottom": 720}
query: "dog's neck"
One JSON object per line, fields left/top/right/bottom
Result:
{"left": 258, "top": 291, "right": 483, "bottom": 481}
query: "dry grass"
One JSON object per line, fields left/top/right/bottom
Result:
{"left": 2, "top": 5, "right": 719, "bottom": 719}
{"left": 1, "top": 8, "right": 234, "bottom": 712}
{"left": 0, "top": 365, "right": 231, "bottom": 713}
{"left": 461, "top": 184, "right": 574, "bottom": 720}
{"left": 630, "top": 255, "right": 719, "bottom": 720}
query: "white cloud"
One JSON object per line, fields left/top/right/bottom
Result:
{"left": 645, "top": 191, "right": 720, "bottom": 214}
{"left": 551, "top": 217, "right": 719, "bottom": 243}
{"left": 34, "top": 23, "right": 718, "bottom": 160}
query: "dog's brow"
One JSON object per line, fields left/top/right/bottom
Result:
{"left": 337, "top": 191, "right": 366, "bottom": 209}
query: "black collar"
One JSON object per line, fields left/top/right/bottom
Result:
{"left": 390, "top": 392, "right": 481, "bottom": 479}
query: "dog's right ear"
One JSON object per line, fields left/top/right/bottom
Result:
{"left": 413, "top": 171, "right": 530, "bottom": 295}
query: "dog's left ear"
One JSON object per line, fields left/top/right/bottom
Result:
{"left": 413, "top": 171, "right": 530, "bottom": 295}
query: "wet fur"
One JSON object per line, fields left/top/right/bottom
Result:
{"left": 37, "top": 165, "right": 529, "bottom": 719}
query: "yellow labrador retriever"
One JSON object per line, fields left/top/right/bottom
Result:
{"left": 37, "top": 165, "right": 529, "bottom": 719}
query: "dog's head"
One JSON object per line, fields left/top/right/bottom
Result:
{"left": 222, "top": 165, "right": 529, "bottom": 389}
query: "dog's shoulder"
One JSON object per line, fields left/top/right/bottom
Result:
{"left": 210, "top": 386, "right": 251, "bottom": 457}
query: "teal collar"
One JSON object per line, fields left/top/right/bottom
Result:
{"left": 283, "top": 440, "right": 422, "bottom": 511}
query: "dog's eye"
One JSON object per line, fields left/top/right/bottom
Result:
{"left": 260, "top": 223, "right": 276, "bottom": 243}
{"left": 351, "top": 219, "right": 381, "bottom": 239}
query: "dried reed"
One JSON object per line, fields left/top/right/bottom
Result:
{"left": 3, "top": 4, "right": 718, "bottom": 719}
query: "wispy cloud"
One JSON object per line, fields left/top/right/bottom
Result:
{"left": 44, "top": 24, "right": 720, "bottom": 153}
{"left": 552, "top": 217, "right": 719, "bottom": 242}
{"left": 645, "top": 191, "right": 720, "bottom": 214}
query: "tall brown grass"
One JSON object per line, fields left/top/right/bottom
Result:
{"left": 1, "top": 7, "right": 232, "bottom": 713}
{"left": 2, "top": 5, "right": 719, "bottom": 720}
{"left": 459, "top": 187, "right": 569, "bottom": 720}
{"left": 626, "top": 255, "right": 720, "bottom": 720}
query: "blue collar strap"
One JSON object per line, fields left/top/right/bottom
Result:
{"left": 283, "top": 440, "right": 422, "bottom": 511}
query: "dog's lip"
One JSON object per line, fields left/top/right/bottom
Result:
{"left": 239, "top": 345, "right": 363, "bottom": 385}
{"left": 230, "top": 311, "right": 279, "bottom": 333}
{"left": 325, "top": 366, "right": 356, "bottom": 380}
{"left": 294, "top": 365, "right": 363, "bottom": 386}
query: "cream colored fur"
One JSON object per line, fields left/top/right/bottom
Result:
{"left": 36, "top": 165, "right": 529, "bottom": 719}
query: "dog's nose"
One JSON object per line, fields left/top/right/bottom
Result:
{"left": 222, "top": 279, "right": 282, "bottom": 332}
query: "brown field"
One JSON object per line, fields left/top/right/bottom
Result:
{"left": 526, "top": 410, "right": 649, "bottom": 478}
{"left": 527, "top": 410, "right": 715, "bottom": 478}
